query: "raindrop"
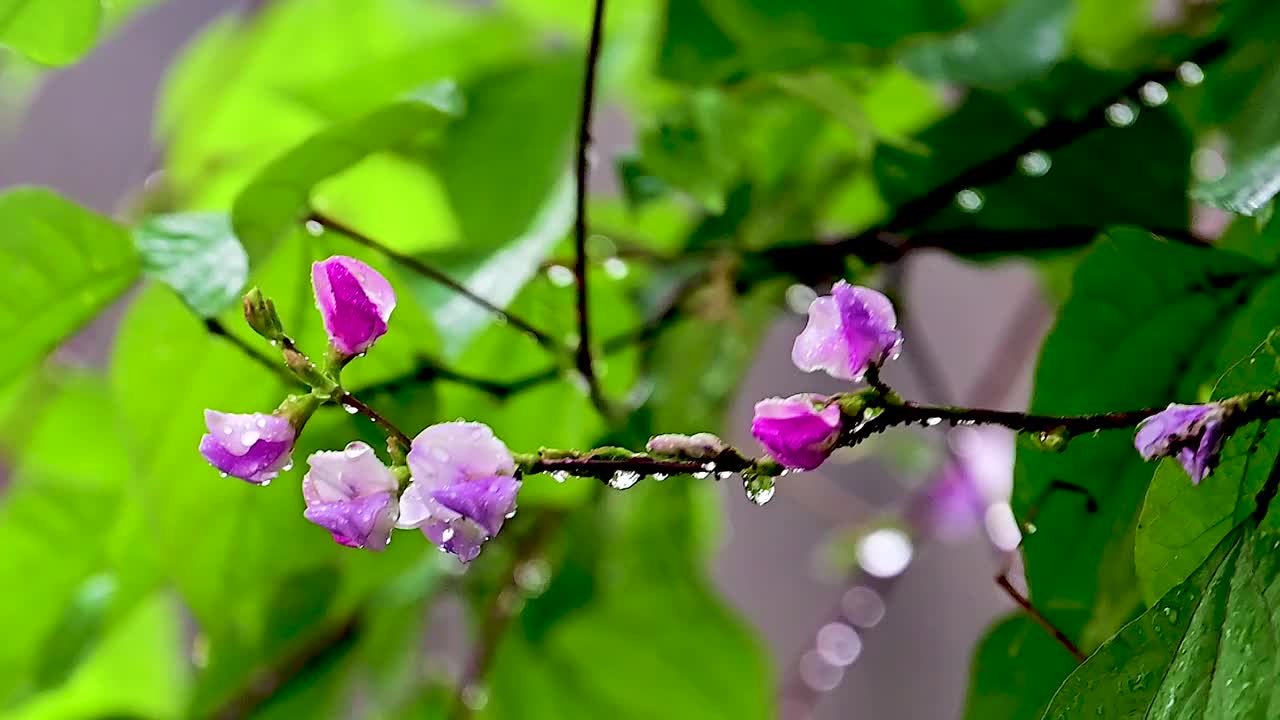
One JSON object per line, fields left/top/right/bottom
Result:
{"left": 343, "top": 404, "right": 359, "bottom": 415}
{"left": 786, "top": 284, "right": 818, "bottom": 315}
{"left": 515, "top": 558, "right": 551, "bottom": 596}
{"left": 1139, "top": 81, "right": 1169, "bottom": 107}
{"left": 281, "top": 462, "right": 293, "bottom": 472}
{"left": 608, "top": 470, "right": 641, "bottom": 490}
{"left": 799, "top": 650, "right": 844, "bottom": 693}
{"left": 652, "top": 473, "right": 668, "bottom": 482}
{"left": 841, "top": 586, "right": 886, "bottom": 628}
{"left": 1018, "top": 151, "right": 1051, "bottom": 177}
{"left": 431, "top": 447, "right": 450, "bottom": 462}
{"left": 345, "top": 443, "right": 370, "bottom": 459}
{"left": 1105, "top": 102, "right": 1137, "bottom": 127}
{"left": 1193, "top": 147, "right": 1227, "bottom": 182}
{"left": 692, "top": 470, "right": 711, "bottom": 480}
{"left": 551, "top": 471, "right": 569, "bottom": 483}
{"left": 1177, "top": 61, "right": 1204, "bottom": 86}
{"left": 745, "top": 483, "right": 776, "bottom": 506}
{"left": 546, "top": 264, "right": 575, "bottom": 287}
{"left": 603, "top": 257, "right": 630, "bottom": 279}
{"left": 241, "top": 430, "right": 261, "bottom": 446}
{"left": 924, "top": 417, "right": 942, "bottom": 427}
{"left": 856, "top": 528, "right": 914, "bottom": 578}
{"left": 255, "top": 417, "right": 267, "bottom": 429}
{"left": 816, "top": 622, "right": 863, "bottom": 667}
{"left": 1024, "top": 522, "right": 1038, "bottom": 535}
{"left": 716, "top": 471, "right": 733, "bottom": 480}
{"left": 955, "top": 188, "right": 984, "bottom": 213}
{"left": 705, "top": 462, "right": 717, "bottom": 471}
{"left": 260, "top": 479, "right": 272, "bottom": 486}
{"left": 461, "top": 684, "right": 489, "bottom": 711}
{"left": 440, "top": 527, "right": 455, "bottom": 542}
{"left": 505, "top": 510, "right": 517, "bottom": 519}
{"left": 219, "top": 472, "right": 229, "bottom": 479}
{"left": 304, "top": 220, "right": 324, "bottom": 236}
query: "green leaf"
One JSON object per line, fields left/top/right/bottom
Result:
{"left": 0, "top": 0, "right": 100, "bottom": 66}
{"left": 962, "top": 615, "right": 1080, "bottom": 720}
{"left": 899, "top": 0, "right": 1071, "bottom": 90}
{"left": 1014, "top": 231, "right": 1261, "bottom": 652}
{"left": 135, "top": 212, "right": 249, "bottom": 318}
{"left": 231, "top": 98, "right": 459, "bottom": 266}
{"left": 632, "top": 90, "right": 737, "bottom": 214}
{"left": 656, "top": 0, "right": 969, "bottom": 83}
{"left": 1042, "top": 516, "right": 1280, "bottom": 719}
{"left": 1192, "top": 146, "right": 1280, "bottom": 217}
{"left": 1136, "top": 282, "right": 1280, "bottom": 603}
{"left": 0, "top": 188, "right": 139, "bottom": 379}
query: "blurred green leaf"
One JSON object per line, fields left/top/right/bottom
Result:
{"left": 657, "top": 0, "right": 969, "bottom": 83}
{"left": 0, "top": 187, "right": 138, "bottom": 379}
{"left": 900, "top": 0, "right": 1071, "bottom": 90}
{"left": 631, "top": 90, "right": 737, "bottom": 213}
{"left": 962, "top": 614, "right": 1080, "bottom": 720}
{"left": 232, "top": 98, "right": 458, "bottom": 266}
{"left": 1043, "top": 517, "right": 1280, "bottom": 719}
{"left": 135, "top": 212, "right": 248, "bottom": 318}
{"left": 1193, "top": 56, "right": 1280, "bottom": 217}
{"left": 0, "top": 0, "right": 99, "bottom": 66}
{"left": 1014, "top": 231, "right": 1261, "bottom": 655}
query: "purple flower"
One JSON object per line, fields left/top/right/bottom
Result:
{"left": 908, "top": 428, "right": 1014, "bottom": 544}
{"left": 199, "top": 410, "right": 295, "bottom": 484}
{"left": 751, "top": 394, "right": 843, "bottom": 470}
{"left": 312, "top": 255, "right": 396, "bottom": 357}
{"left": 1135, "top": 403, "right": 1229, "bottom": 484}
{"left": 397, "top": 422, "right": 521, "bottom": 562}
{"left": 302, "top": 441, "right": 400, "bottom": 551}
{"left": 792, "top": 281, "right": 902, "bottom": 382}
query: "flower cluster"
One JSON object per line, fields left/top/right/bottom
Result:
{"left": 1134, "top": 402, "right": 1229, "bottom": 484}
{"left": 751, "top": 282, "right": 902, "bottom": 472}
{"left": 199, "top": 256, "right": 520, "bottom": 561}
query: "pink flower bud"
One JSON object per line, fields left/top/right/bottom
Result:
{"left": 199, "top": 410, "right": 295, "bottom": 484}
{"left": 751, "top": 394, "right": 842, "bottom": 470}
{"left": 302, "top": 441, "right": 400, "bottom": 550}
{"left": 398, "top": 422, "right": 521, "bottom": 562}
{"left": 792, "top": 282, "right": 902, "bottom": 382}
{"left": 311, "top": 255, "right": 396, "bottom": 357}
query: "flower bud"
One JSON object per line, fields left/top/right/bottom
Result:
{"left": 303, "top": 441, "right": 400, "bottom": 550}
{"left": 646, "top": 432, "right": 728, "bottom": 460}
{"left": 751, "top": 394, "right": 843, "bottom": 471}
{"left": 1135, "top": 403, "right": 1228, "bottom": 484}
{"left": 242, "top": 287, "right": 284, "bottom": 342}
{"left": 397, "top": 422, "right": 521, "bottom": 562}
{"left": 312, "top": 256, "right": 396, "bottom": 358}
{"left": 792, "top": 281, "right": 903, "bottom": 382}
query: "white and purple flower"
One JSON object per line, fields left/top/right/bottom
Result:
{"left": 199, "top": 410, "right": 296, "bottom": 484}
{"left": 302, "top": 441, "right": 400, "bottom": 551}
{"left": 398, "top": 422, "right": 522, "bottom": 562}
{"left": 792, "top": 281, "right": 902, "bottom": 382}
{"left": 751, "top": 394, "right": 843, "bottom": 471}
{"left": 1135, "top": 403, "right": 1228, "bottom": 484}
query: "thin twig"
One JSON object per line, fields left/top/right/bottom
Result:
{"left": 306, "top": 211, "right": 560, "bottom": 352}
{"left": 995, "top": 574, "right": 1086, "bottom": 662}
{"left": 570, "top": 0, "right": 610, "bottom": 416}
{"left": 451, "top": 513, "right": 565, "bottom": 720}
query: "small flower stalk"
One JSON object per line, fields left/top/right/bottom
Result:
{"left": 792, "top": 281, "right": 902, "bottom": 383}
{"left": 398, "top": 422, "right": 522, "bottom": 562}
{"left": 312, "top": 255, "right": 397, "bottom": 358}
{"left": 302, "top": 442, "right": 400, "bottom": 550}
{"left": 751, "top": 394, "right": 843, "bottom": 471}
{"left": 1135, "top": 402, "right": 1229, "bottom": 484}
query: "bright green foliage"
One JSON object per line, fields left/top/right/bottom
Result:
{"left": 8, "top": 0, "right": 1280, "bottom": 718}
{"left": 0, "top": 188, "right": 139, "bottom": 380}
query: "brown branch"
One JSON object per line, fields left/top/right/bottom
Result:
{"left": 995, "top": 574, "right": 1086, "bottom": 663}
{"left": 306, "top": 211, "right": 560, "bottom": 352}
{"left": 570, "top": 0, "right": 610, "bottom": 417}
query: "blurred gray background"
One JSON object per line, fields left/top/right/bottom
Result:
{"left": 0, "top": 1, "right": 1048, "bottom": 716}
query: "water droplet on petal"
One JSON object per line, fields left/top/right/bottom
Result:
{"left": 241, "top": 430, "right": 261, "bottom": 446}
{"left": 345, "top": 443, "right": 370, "bottom": 460}
{"left": 440, "top": 527, "right": 455, "bottom": 542}
{"left": 255, "top": 418, "right": 267, "bottom": 429}
{"left": 219, "top": 472, "right": 229, "bottom": 478}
